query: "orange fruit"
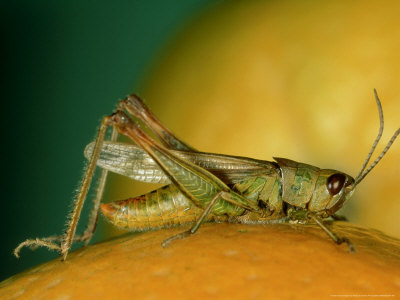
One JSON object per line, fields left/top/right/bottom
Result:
{"left": 2, "top": 223, "right": 400, "bottom": 299}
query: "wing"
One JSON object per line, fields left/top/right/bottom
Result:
{"left": 84, "top": 141, "right": 279, "bottom": 184}
{"left": 84, "top": 141, "right": 168, "bottom": 183}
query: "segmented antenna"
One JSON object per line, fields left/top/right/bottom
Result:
{"left": 354, "top": 90, "right": 400, "bottom": 185}
{"left": 355, "top": 89, "right": 384, "bottom": 180}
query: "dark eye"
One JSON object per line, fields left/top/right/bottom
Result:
{"left": 327, "top": 173, "right": 346, "bottom": 196}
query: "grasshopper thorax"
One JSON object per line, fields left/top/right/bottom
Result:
{"left": 274, "top": 157, "right": 355, "bottom": 217}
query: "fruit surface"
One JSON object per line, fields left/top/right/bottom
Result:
{"left": 2, "top": 223, "right": 400, "bottom": 299}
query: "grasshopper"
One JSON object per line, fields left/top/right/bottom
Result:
{"left": 15, "top": 90, "right": 399, "bottom": 260}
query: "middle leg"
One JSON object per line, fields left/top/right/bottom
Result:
{"left": 308, "top": 213, "right": 355, "bottom": 252}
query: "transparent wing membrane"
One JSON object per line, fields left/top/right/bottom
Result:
{"left": 84, "top": 141, "right": 278, "bottom": 184}
{"left": 84, "top": 141, "right": 169, "bottom": 183}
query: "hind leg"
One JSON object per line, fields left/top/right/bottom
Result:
{"left": 15, "top": 115, "right": 114, "bottom": 260}
{"left": 120, "top": 94, "right": 197, "bottom": 151}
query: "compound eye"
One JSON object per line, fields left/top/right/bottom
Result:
{"left": 327, "top": 173, "right": 346, "bottom": 196}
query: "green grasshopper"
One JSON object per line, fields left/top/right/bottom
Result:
{"left": 15, "top": 90, "right": 399, "bottom": 260}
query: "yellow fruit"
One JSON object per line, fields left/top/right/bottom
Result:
{"left": 2, "top": 223, "right": 400, "bottom": 299}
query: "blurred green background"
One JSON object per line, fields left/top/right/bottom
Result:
{"left": 1, "top": 0, "right": 214, "bottom": 281}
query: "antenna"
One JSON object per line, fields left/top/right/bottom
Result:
{"left": 354, "top": 90, "right": 400, "bottom": 185}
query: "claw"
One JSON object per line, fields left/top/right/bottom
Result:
{"left": 162, "top": 230, "right": 192, "bottom": 248}
{"left": 337, "top": 236, "right": 356, "bottom": 253}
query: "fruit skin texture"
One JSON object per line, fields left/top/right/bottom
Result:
{"left": 1, "top": 223, "right": 400, "bottom": 299}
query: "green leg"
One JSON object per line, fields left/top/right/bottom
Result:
{"left": 109, "top": 110, "right": 258, "bottom": 213}
{"left": 308, "top": 214, "right": 355, "bottom": 252}
{"left": 161, "top": 191, "right": 224, "bottom": 247}
{"left": 79, "top": 95, "right": 194, "bottom": 245}
{"left": 107, "top": 110, "right": 259, "bottom": 240}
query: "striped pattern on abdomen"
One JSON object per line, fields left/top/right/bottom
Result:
{"left": 100, "top": 184, "right": 227, "bottom": 231}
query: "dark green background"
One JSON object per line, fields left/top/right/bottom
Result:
{"left": 1, "top": 0, "right": 214, "bottom": 281}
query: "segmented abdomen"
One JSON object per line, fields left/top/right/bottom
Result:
{"left": 101, "top": 172, "right": 284, "bottom": 231}
{"left": 100, "top": 184, "right": 227, "bottom": 231}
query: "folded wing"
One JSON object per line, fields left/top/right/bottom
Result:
{"left": 84, "top": 141, "right": 278, "bottom": 184}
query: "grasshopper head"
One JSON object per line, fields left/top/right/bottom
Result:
{"left": 310, "top": 90, "right": 399, "bottom": 218}
{"left": 279, "top": 91, "right": 399, "bottom": 218}
{"left": 274, "top": 157, "right": 357, "bottom": 216}
{"left": 308, "top": 170, "right": 355, "bottom": 217}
